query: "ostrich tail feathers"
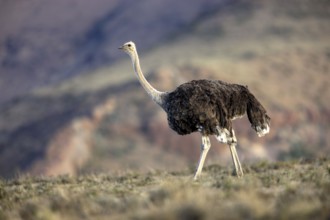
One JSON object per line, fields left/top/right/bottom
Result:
{"left": 246, "top": 93, "right": 270, "bottom": 137}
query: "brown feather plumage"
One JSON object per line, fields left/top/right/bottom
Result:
{"left": 161, "top": 79, "right": 270, "bottom": 136}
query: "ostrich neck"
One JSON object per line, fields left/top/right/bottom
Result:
{"left": 131, "top": 51, "right": 165, "bottom": 106}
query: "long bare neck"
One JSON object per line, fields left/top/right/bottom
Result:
{"left": 130, "top": 50, "right": 165, "bottom": 105}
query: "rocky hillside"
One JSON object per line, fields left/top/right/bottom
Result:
{"left": 0, "top": 0, "right": 329, "bottom": 178}
{"left": 0, "top": 0, "right": 228, "bottom": 103}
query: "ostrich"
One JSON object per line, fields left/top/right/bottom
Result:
{"left": 119, "top": 41, "right": 270, "bottom": 179}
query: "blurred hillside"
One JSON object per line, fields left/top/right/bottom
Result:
{"left": 0, "top": 0, "right": 329, "bottom": 178}
{"left": 0, "top": 0, "right": 227, "bottom": 103}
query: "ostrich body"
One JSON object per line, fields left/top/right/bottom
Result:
{"left": 119, "top": 41, "right": 270, "bottom": 179}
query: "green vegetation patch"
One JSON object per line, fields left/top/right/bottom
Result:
{"left": 0, "top": 158, "right": 329, "bottom": 220}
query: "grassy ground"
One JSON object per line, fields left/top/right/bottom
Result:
{"left": 0, "top": 158, "right": 329, "bottom": 220}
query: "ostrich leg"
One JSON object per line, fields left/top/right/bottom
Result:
{"left": 228, "top": 130, "right": 243, "bottom": 177}
{"left": 194, "top": 136, "right": 211, "bottom": 180}
{"left": 229, "top": 144, "right": 243, "bottom": 177}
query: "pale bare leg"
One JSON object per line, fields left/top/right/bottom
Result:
{"left": 194, "top": 136, "right": 211, "bottom": 180}
{"left": 229, "top": 143, "right": 244, "bottom": 177}
{"left": 233, "top": 144, "right": 243, "bottom": 176}
{"left": 229, "top": 129, "right": 243, "bottom": 177}
{"left": 215, "top": 128, "right": 244, "bottom": 177}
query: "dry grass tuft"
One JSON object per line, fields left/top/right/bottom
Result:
{"left": 0, "top": 158, "right": 329, "bottom": 220}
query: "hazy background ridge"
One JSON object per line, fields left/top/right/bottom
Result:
{"left": 0, "top": 0, "right": 329, "bottom": 178}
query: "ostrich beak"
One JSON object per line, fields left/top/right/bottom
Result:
{"left": 118, "top": 45, "right": 124, "bottom": 50}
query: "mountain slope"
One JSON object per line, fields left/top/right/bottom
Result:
{"left": 0, "top": 0, "right": 229, "bottom": 103}
{"left": 0, "top": 0, "right": 329, "bottom": 178}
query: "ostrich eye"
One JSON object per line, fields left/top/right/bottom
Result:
{"left": 127, "top": 44, "right": 131, "bottom": 47}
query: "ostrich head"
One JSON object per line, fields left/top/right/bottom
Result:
{"left": 119, "top": 41, "right": 136, "bottom": 57}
